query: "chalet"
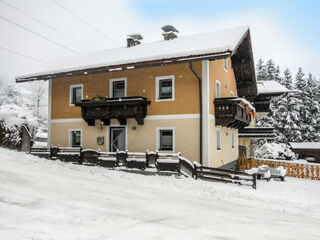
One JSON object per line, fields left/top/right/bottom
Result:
{"left": 16, "top": 25, "right": 257, "bottom": 168}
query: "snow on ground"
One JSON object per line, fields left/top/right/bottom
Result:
{"left": 0, "top": 147, "right": 320, "bottom": 240}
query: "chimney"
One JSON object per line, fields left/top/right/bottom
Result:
{"left": 161, "top": 25, "right": 179, "bottom": 41}
{"left": 127, "top": 33, "right": 143, "bottom": 47}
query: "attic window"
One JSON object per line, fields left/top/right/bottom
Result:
{"left": 216, "top": 80, "right": 221, "bottom": 98}
{"left": 224, "top": 58, "right": 228, "bottom": 71}
{"left": 156, "top": 75, "right": 175, "bottom": 101}
{"left": 70, "top": 84, "right": 83, "bottom": 106}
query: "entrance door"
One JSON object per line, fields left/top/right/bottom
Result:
{"left": 110, "top": 127, "right": 126, "bottom": 152}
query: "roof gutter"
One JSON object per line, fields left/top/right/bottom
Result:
{"left": 189, "top": 61, "right": 203, "bottom": 165}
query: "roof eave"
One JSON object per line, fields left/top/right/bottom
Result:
{"left": 16, "top": 51, "right": 232, "bottom": 83}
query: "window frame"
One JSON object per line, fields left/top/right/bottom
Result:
{"left": 215, "top": 80, "right": 221, "bottom": 98}
{"left": 155, "top": 75, "right": 175, "bottom": 102}
{"left": 216, "top": 128, "right": 221, "bottom": 151}
{"left": 69, "top": 84, "right": 83, "bottom": 106}
{"left": 156, "top": 127, "right": 175, "bottom": 152}
{"left": 68, "top": 129, "right": 82, "bottom": 147}
{"left": 109, "top": 78, "right": 127, "bottom": 98}
{"left": 224, "top": 58, "right": 228, "bottom": 72}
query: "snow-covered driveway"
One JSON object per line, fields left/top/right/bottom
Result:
{"left": 0, "top": 148, "right": 319, "bottom": 240}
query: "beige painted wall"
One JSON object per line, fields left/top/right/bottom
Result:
{"left": 208, "top": 118, "right": 239, "bottom": 168}
{"left": 51, "top": 118, "right": 200, "bottom": 162}
{"left": 209, "top": 57, "right": 238, "bottom": 115}
{"left": 206, "top": 57, "right": 239, "bottom": 167}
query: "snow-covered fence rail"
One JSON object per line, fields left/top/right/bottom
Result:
{"left": 238, "top": 157, "right": 320, "bottom": 181}
{"left": 194, "top": 166, "right": 257, "bottom": 189}
{"left": 29, "top": 146, "right": 195, "bottom": 177}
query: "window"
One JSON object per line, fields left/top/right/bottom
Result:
{"left": 232, "top": 131, "right": 235, "bottom": 148}
{"left": 156, "top": 75, "right": 174, "bottom": 101}
{"left": 110, "top": 78, "right": 126, "bottom": 98}
{"left": 157, "top": 127, "right": 175, "bottom": 151}
{"left": 216, "top": 80, "right": 221, "bottom": 98}
{"left": 69, "top": 129, "right": 82, "bottom": 147}
{"left": 70, "top": 84, "right": 83, "bottom": 105}
{"left": 216, "top": 128, "right": 221, "bottom": 151}
{"left": 224, "top": 58, "right": 228, "bottom": 71}
{"left": 230, "top": 91, "right": 234, "bottom": 97}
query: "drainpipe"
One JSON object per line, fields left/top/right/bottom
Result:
{"left": 189, "top": 61, "right": 203, "bottom": 165}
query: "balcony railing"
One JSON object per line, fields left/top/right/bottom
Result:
{"left": 75, "top": 96, "right": 151, "bottom": 126}
{"left": 214, "top": 97, "right": 254, "bottom": 129}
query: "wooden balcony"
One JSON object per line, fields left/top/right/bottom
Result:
{"left": 75, "top": 96, "right": 151, "bottom": 126}
{"left": 214, "top": 97, "right": 253, "bottom": 129}
{"left": 238, "top": 127, "right": 275, "bottom": 139}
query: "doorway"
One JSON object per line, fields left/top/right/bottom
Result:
{"left": 110, "top": 127, "right": 126, "bottom": 152}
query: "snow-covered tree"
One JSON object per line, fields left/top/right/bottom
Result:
{"left": 282, "top": 68, "right": 293, "bottom": 90}
{"left": 294, "top": 68, "right": 306, "bottom": 91}
{"left": 256, "top": 59, "right": 267, "bottom": 81}
{"left": 0, "top": 83, "right": 37, "bottom": 149}
{"left": 266, "top": 59, "right": 277, "bottom": 81}
{"left": 30, "top": 81, "right": 47, "bottom": 122}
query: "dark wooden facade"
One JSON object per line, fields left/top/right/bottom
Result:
{"left": 75, "top": 96, "right": 151, "bottom": 126}
{"left": 214, "top": 97, "right": 251, "bottom": 129}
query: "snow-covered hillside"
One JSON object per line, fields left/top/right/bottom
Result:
{"left": 0, "top": 148, "right": 320, "bottom": 240}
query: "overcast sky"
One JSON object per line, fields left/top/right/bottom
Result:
{"left": 0, "top": 0, "right": 319, "bottom": 83}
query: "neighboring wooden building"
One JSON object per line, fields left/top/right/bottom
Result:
{"left": 238, "top": 80, "right": 292, "bottom": 157}
{"left": 289, "top": 142, "right": 320, "bottom": 162}
{"left": 16, "top": 26, "right": 257, "bottom": 168}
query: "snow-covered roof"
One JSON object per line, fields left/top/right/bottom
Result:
{"left": 35, "top": 132, "right": 48, "bottom": 139}
{"left": 257, "top": 81, "right": 291, "bottom": 95}
{"left": 289, "top": 142, "right": 320, "bottom": 150}
{"left": 16, "top": 26, "right": 249, "bottom": 81}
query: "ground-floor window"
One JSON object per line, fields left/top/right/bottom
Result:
{"left": 69, "top": 129, "right": 82, "bottom": 147}
{"left": 216, "top": 128, "right": 221, "bottom": 151}
{"left": 232, "top": 131, "right": 235, "bottom": 148}
{"left": 157, "top": 127, "right": 175, "bottom": 151}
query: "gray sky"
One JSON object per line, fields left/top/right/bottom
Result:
{"left": 0, "top": 0, "right": 319, "bottom": 83}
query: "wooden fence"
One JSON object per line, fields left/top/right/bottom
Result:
{"left": 29, "top": 146, "right": 257, "bottom": 189}
{"left": 195, "top": 166, "right": 256, "bottom": 189}
{"left": 238, "top": 157, "right": 320, "bottom": 180}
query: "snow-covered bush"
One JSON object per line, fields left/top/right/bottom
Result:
{"left": 254, "top": 142, "right": 295, "bottom": 160}
{"left": 0, "top": 84, "right": 37, "bottom": 149}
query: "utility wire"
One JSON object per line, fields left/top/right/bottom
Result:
{"left": 0, "top": 15, "right": 80, "bottom": 54}
{"left": 0, "top": 0, "right": 95, "bottom": 51}
{"left": 0, "top": 45, "right": 50, "bottom": 64}
{"left": 53, "top": 0, "right": 121, "bottom": 47}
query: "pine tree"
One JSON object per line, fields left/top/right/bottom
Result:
{"left": 266, "top": 59, "right": 276, "bottom": 81}
{"left": 282, "top": 68, "right": 293, "bottom": 90}
{"left": 294, "top": 68, "right": 306, "bottom": 91}
{"left": 274, "top": 65, "right": 282, "bottom": 83}
{"left": 256, "top": 59, "right": 267, "bottom": 81}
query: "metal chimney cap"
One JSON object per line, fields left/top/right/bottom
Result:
{"left": 127, "top": 33, "right": 143, "bottom": 40}
{"left": 161, "top": 25, "right": 179, "bottom": 33}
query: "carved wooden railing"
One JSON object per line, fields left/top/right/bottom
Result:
{"left": 214, "top": 97, "right": 253, "bottom": 129}
{"left": 75, "top": 96, "right": 151, "bottom": 126}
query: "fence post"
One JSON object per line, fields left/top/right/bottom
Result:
{"left": 252, "top": 173, "right": 257, "bottom": 190}
{"left": 306, "top": 164, "right": 309, "bottom": 179}
{"left": 193, "top": 164, "right": 198, "bottom": 180}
